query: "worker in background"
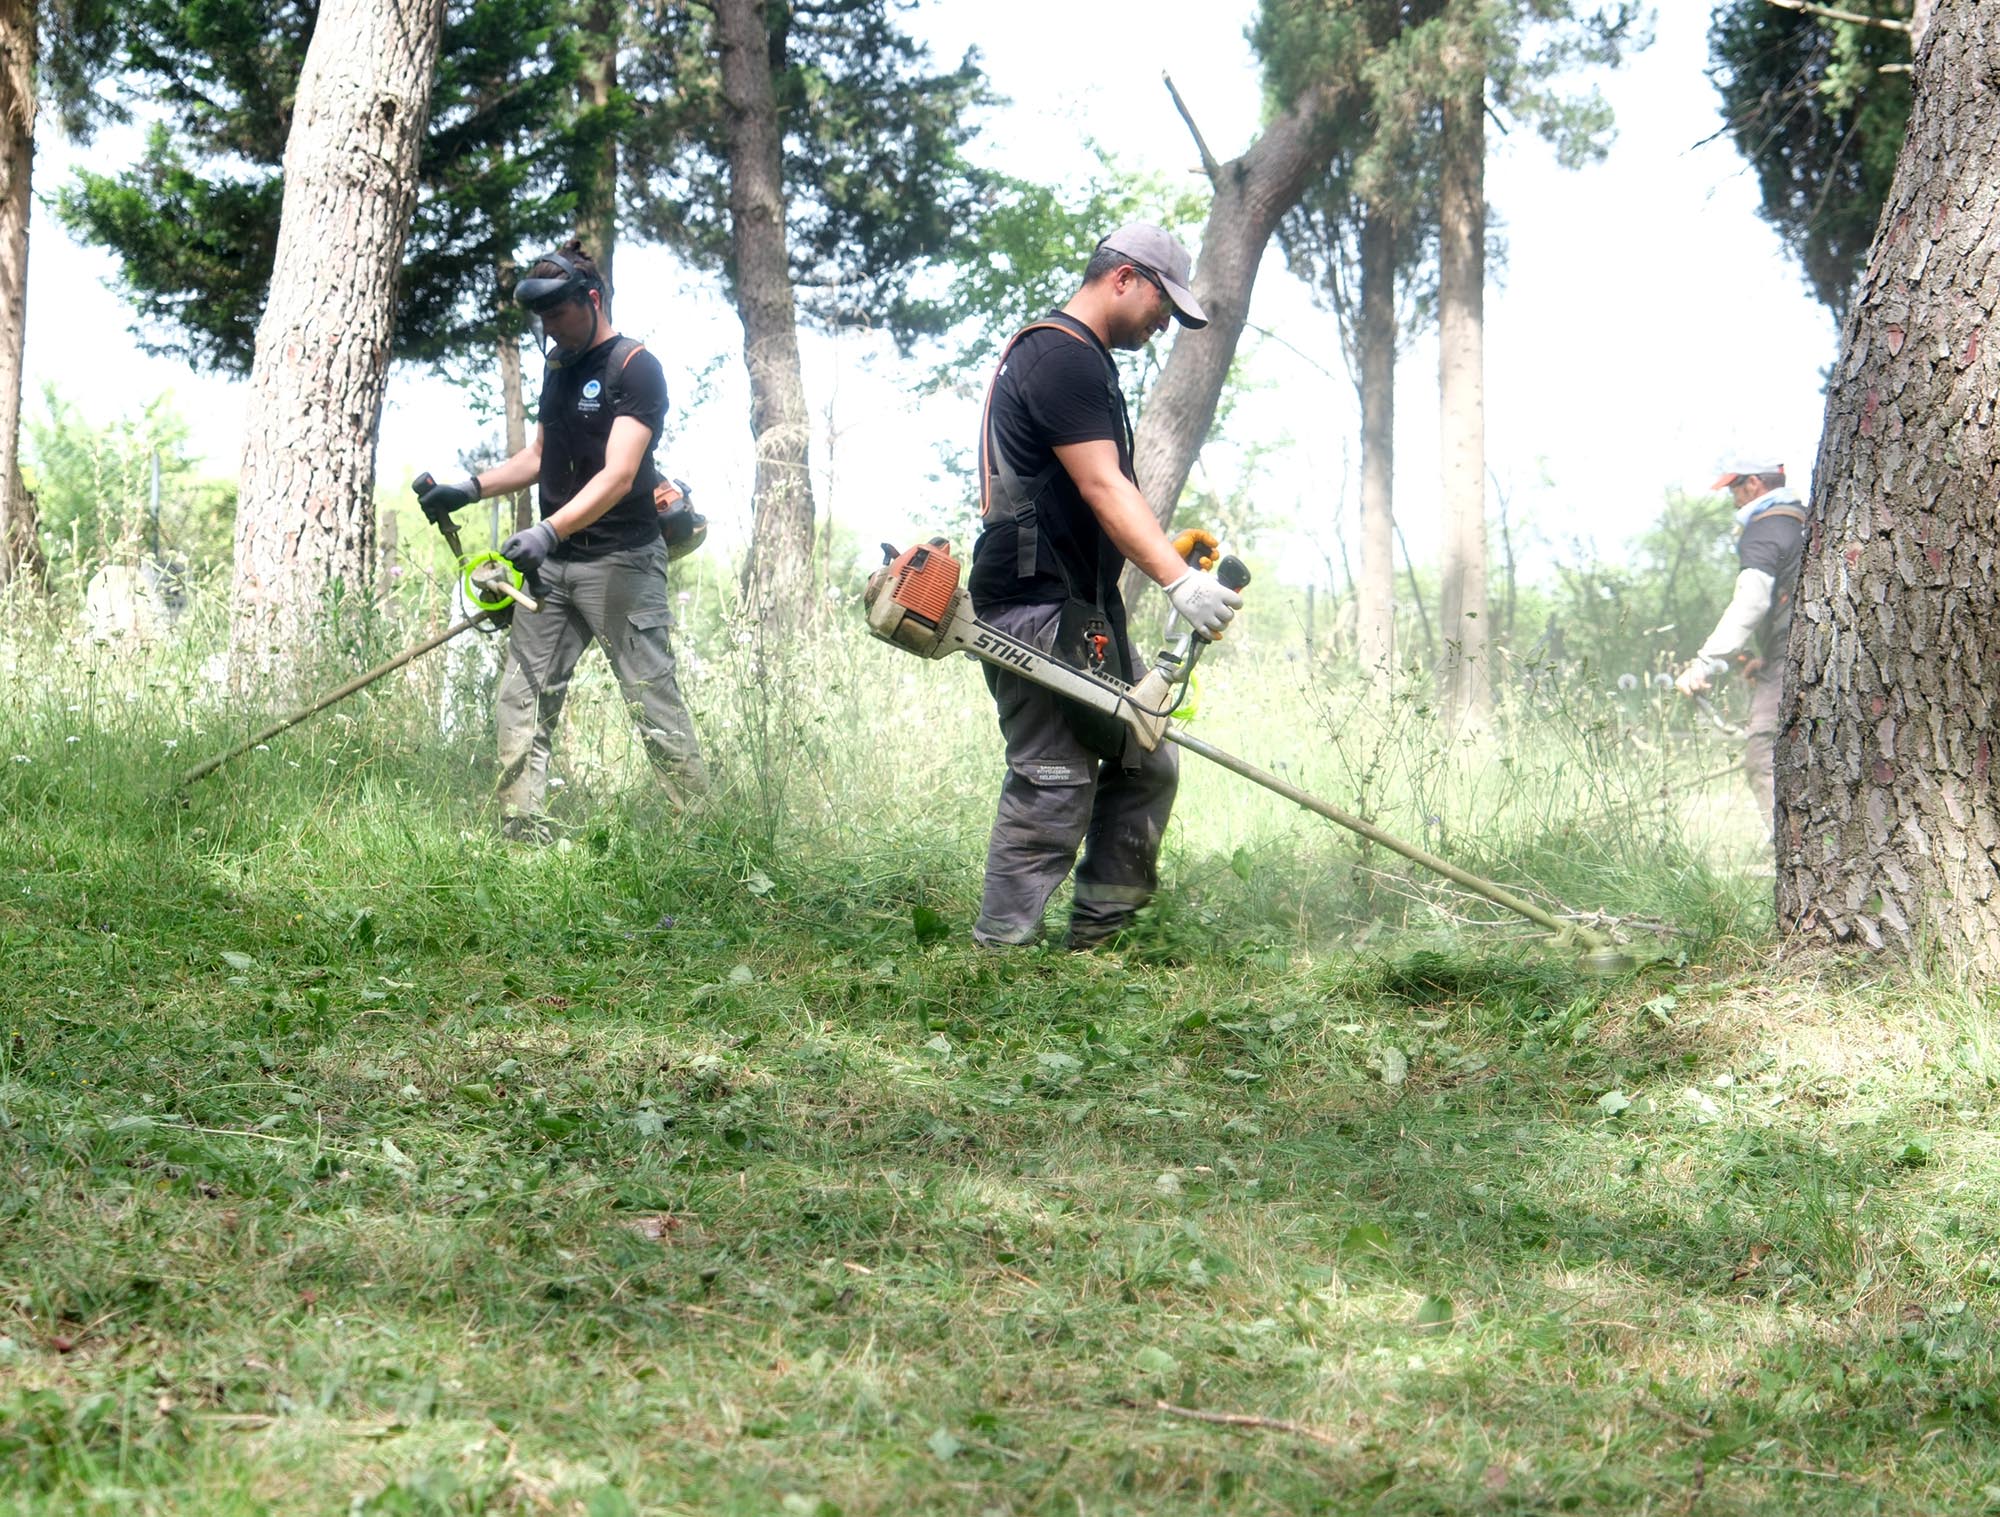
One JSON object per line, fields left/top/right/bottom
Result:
{"left": 418, "top": 241, "right": 707, "bottom": 841}
{"left": 1675, "top": 461, "right": 1808, "bottom": 835}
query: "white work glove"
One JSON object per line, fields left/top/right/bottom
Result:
{"left": 1674, "top": 657, "right": 1727, "bottom": 697}
{"left": 1164, "top": 569, "right": 1243, "bottom": 640}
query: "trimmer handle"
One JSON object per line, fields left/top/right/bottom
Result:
{"left": 1215, "top": 555, "right": 1251, "bottom": 593}
{"left": 411, "top": 471, "right": 466, "bottom": 560}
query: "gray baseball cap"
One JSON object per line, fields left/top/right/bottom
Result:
{"left": 1097, "top": 222, "right": 1208, "bottom": 329}
{"left": 1711, "top": 461, "right": 1785, "bottom": 487}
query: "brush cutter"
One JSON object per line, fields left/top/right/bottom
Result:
{"left": 864, "top": 536, "right": 1634, "bottom": 971}
{"left": 178, "top": 475, "right": 542, "bottom": 788}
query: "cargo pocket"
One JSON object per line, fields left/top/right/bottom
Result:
{"left": 983, "top": 602, "right": 1095, "bottom": 788}
{"left": 621, "top": 606, "right": 676, "bottom": 671}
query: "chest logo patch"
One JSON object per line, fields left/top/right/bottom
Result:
{"left": 578, "top": 377, "right": 603, "bottom": 414}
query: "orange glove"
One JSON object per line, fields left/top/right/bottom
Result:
{"left": 1172, "top": 527, "right": 1219, "bottom": 571}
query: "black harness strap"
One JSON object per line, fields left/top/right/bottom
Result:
{"left": 979, "top": 314, "right": 1127, "bottom": 588}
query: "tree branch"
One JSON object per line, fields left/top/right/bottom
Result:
{"left": 1761, "top": 0, "right": 1911, "bottom": 32}
{"left": 1162, "top": 73, "right": 1221, "bottom": 182}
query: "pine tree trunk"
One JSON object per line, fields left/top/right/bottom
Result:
{"left": 1357, "top": 200, "right": 1396, "bottom": 694}
{"left": 1117, "top": 77, "right": 1351, "bottom": 606}
{"left": 1776, "top": 0, "right": 2000, "bottom": 964}
{"left": 230, "top": 0, "right": 445, "bottom": 684}
{"left": 499, "top": 328, "right": 530, "bottom": 533}
{"left": 1437, "top": 64, "right": 1489, "bottom": 731}
{"left": 718, "top": 0, "right": 816, "bottom": 632}
{"left": 0, "top": 0, "right": 33, "bottom": 593}
{"left": 579, "top": 1, "right": 619, "bottom": 314}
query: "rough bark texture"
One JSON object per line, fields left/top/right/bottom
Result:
{"left": 499, "top": 328, "right": 530, "bottom": 533}
{"left": 230, "top": 0, "right": 444, "bottom": 680}
{"left": 579, "top": 2, "right": 619, "bottom": 315}
{"left": 1119, "top": 78, "right": 1349, "bottom": 606}
{"left": 1777, "top": 0, "right": 2000, "bottom": 964}
{"left": 719, "top": 0, "right": 816, "bottom": 631}
{"left": 1436, "top": 68, "right": 1489, "bottom": 730}
{"left": 1357, "top": 201, "right": 1396, "bottom": 694}
{"left": 0, "top": 0, "right": 33, "bottom": 592}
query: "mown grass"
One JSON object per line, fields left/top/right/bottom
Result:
{"left": 4, "top": 584, "right": 1997, "bottom": 1514}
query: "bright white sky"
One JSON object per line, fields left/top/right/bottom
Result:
{"left": 23, "top": 1, "right": 1836, "bottom": 584}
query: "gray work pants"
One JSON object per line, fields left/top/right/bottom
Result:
{"left": 1744, "top": 670, "right": 1782, "bottom": 836}
{"left": 973, "top": 600, "right": 1178, "bottom": 947}
{"left": 495, "top": 542, "right": 706, "bottom": 817}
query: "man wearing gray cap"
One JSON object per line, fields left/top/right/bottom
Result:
{"left": 967, "top": 222, "right": 1238, "bottom": 948}
{"left": 1675, "top": 461, "right": 1808, "bottom": 834}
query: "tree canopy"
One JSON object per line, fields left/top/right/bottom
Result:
{"left": 622, "top": 0, "right": 991, "bottom": 348}
{"left": 1709, "top": 0, "right": 1913, "bottom": 322}
{"left": 56, "top": 0, "right": 616, "bottom": 380}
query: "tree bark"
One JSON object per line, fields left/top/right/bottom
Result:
{"left": 230, "top": 0, "right": 445, "bottom": 683}
{"left": 579, "top": 0, "right": 619, "bottom": 315}
{"left": 1776, "top": 0, "right": 2000, "bottom": 964}
{"left": 1357, "top": 200, "right": 1396, "bottom": 695}
{"left": 498, "top": 327, "right": 530, "bottom": 533}
{"left": 718, "top": 0, "right": 816, "bottom": 631}
{"left": 0, "top": 0, "right": 33, "bottom": 593}
{"left": 1119, "top": 77, "right": 1350, "bottom": 605}
{"left": 1437, "top": 61, "right": 1489, "bottom": 731}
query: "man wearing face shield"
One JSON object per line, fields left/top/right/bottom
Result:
{"left": 417, "top": 240, "right": 707, "bottom": 839}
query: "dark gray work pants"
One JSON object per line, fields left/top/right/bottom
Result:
{"left": 1744, "top": 670, "right": 1782, "bottom": 836}
{"left": 495, "top": 541, "right": 707, "bottom": 818}
{"left": 973, "top": 600, "right": 1178, "bottom": 946}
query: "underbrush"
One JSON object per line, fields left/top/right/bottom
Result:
{"left": 9, "top": 589, "right": 1991, "bottom": 1514}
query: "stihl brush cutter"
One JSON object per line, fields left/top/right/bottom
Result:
{"left": 864, "top": 536, "right": 1634, "bottom": 970}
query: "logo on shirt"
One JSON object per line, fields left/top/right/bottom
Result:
{"left": 577, "top": 377, "right": 602, "bottom": 414}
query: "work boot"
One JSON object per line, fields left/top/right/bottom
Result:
{"left": 1064, "top": 919, "right": 1135, "bottom": 953}
{"left": 501, "top": 812, "right": 555, "bottom": 847}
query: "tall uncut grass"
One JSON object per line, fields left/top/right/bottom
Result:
{"left": 29, "top": 571, "right": 1998, "bottom": 1517}
{"left": 0, "top": 566, "right": 1770, "bottom": 963}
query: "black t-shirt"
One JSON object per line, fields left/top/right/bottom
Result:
{"left": 968, "top": 315, "right": 1134, "bottom": 614}
{"left": 537, "top": 335, "right": 668, "bottom": 559}
{"left": 1739, "top": 504, "right": 1807, "bottom": 660}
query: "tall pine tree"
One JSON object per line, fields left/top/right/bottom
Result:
{"left": 1709, "top": 0, "right": 1914, "bottom": 323}
{"left": 57, "top": 0, "right": 615, "bottom": 383}
{"left": 623, "top": 0, "right": 988, "bottom": 631}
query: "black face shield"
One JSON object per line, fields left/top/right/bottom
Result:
{"left": 514, "top": 249, "right": 601, "bottom": 365}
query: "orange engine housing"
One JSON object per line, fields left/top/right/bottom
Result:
{"left": 887, "top": 538, "right": 960, "bottom": 625}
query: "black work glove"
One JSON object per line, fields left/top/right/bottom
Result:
{"left": 419, "top": 475, "right": 480, "bottom": 526}
{"left": 501, "top": 518, "right": 561, "bottom": 576}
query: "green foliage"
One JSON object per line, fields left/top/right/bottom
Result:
{"left": 623, "top": 0, "right": 992, "bottom": 348}
{"left": 58, "top": 125, "right": 281, "bottom": 374}
{"left": 1534, "top": 488, "right": 1743, "bottom": 681}
{"left": 55, "top": 0, "right": 611, "bottom": 382}
{"left": 22, "top": 385, "right": 236, "bottom": 575}
{"left": 1487, "top": 0, "right": 1650, "bottom": 169}
{"left": 1709, "top": 0, "right": 1913, "bottom": 321}
{"left": 910, "top": 151, "right": 1209, "bottom": 385}
{"left": 1261, "top": 0, "right": 1646, "bottom": 388}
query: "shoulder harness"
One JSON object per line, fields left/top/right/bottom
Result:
{"left": 978, "top": 314, "right": 1129, "bottom": 583}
